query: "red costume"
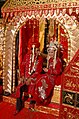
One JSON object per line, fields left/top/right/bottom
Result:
{"left": 14, "top": 41, "right": 43, "bottom": 114}
{"left": 28, "top": 40, "right": 63, "bottom": 108}
{"left": 16, "top": 49, "right": 43, "bottom": 98}
{"left": 31, "top": 57, "right": 62, "bottom": 105}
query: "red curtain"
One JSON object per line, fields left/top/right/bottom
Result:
{"left": 60, "top": 26, "right": 68, "bottom": 61}
{"left": 18, "top": 19, "right": 39, "bottom": 72}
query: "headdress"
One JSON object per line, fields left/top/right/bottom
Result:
{"left": 47, "top": 40, "right": 59, "bottom": 52}
{"left": 47, "top": 40, "right": 59, "bottom": 69}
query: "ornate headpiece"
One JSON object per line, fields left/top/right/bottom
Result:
{"left": 47, "top": 40, "right": 59, "bottom": 53}
{"left": 47, "top": 40, "right": 59, "bottom": 69}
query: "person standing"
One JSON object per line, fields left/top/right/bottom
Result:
{"left": 14, "top": 42, "right": 43, "bottom": 115}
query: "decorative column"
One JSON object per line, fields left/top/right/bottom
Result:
{"left": 58, "top": 24, "right": 60, "bottom": 44}
{"left": 12, "top": 36, "right": 16, "bottom": 92}
{"left": 2, "top": 25, "right": 6, "bottom": 92}
{"left": 3, "top": 27, "right": 13, "bottom": 94}
{"left": 68, "top": 38, "right": 71, "bottom": 63}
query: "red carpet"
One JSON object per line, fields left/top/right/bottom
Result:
{"left": 0, "top": 101, "right": 59, "bottom": 119}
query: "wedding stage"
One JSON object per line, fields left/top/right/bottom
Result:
{"left": 0, "top": 85, "right": 61, "bottom": 119}
{"left": 0, "top": 101, "right": 59, "bottom": 119}
{"left": 0, "top": 1, "right": 79, "bottom": 119}
{"left": 0, "top": 93, "right": 60, "bottom": 119}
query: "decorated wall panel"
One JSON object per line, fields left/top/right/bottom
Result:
{"left": 1, "top": 0, "right": 79, "bottom": 95}
{"left": 60, "top": 49, "right": 79, "bottom": 118}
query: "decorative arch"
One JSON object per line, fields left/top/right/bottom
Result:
{"left": 1, "top": 0, "right": 79, "bottom": 93}
{"left": 2, "top": 10, "right": 79, "bottom": 93}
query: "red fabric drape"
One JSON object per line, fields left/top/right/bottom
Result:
{"left": 60, "top": 27, "right": 68, "bottom": 61}
{"left": 18, "top": 19, "right": 39, "bottom": 75}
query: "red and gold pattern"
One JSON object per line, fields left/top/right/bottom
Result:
{"left": 3, "top": 95, "right": 59, "bottom": 117}
{"left": 30, "top": 57, "right": 62, "bottom": 105}
{"left": 1, "top": 0, "right": 79, "bottom": 22}
{"left": 60, "top": 105, "right": 79, "bottom": 119}
{"left": 60, "top": 49, "right": 79, "bottom": 118}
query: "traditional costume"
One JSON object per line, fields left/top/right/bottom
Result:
{"left": 14, "top": 41, "right": 43, "bottom": 114}
{"left": 30, "top": 40, "right": 62, "bottom": 106}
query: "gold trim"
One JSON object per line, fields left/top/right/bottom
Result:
{"left": 3, "top": 96, "right": 59, "bottom": 116}
{"left": 62, "top": 89, "right": 79, "bottom": 94}
{"left": 1, "top": 0, "right": 79, "bottom": 12}
{"left": 62, "top": 103, "right": 79, "bottom": 110}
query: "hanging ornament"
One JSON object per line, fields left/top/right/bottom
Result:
{"left": 76, "top": 8, "right": 79, "bottom": 14}
{"left": 19, "top": 12, "right": 22, "bottom": 17}
{"left": 56, "top": 9, "right": 60, "bottom": 16}
{"left": 62, "top": 9, "right": 66, "bottom": 16}
{"left": 6, "top": 12, "right": 9, "bottom": 18}
{"left": 2, "top": 12, "right": 5, "bottom": 18}
{"left": 49, "top": 9, "right": 54, "bottom": 16}
{"left": 14, "top": 12, "right": 18, "bottom": 17}
{"left": 10, "top": 12, "right": 13, "bottom": 18}
{"left": 24, "top": 11, "right": 27, "bottom": 17}
{"left": 35, "top": 10, "right": 38, "bottom": 16}
{"left": 39, "top": 10, "right": 43, "bottom": 17}
{"left": 44, "top": 10, "right": 48, "bottom": 16}
{"left": 32, "top": 45, "right": 35, "bottom": 63}
{"left": 69, "top": 8, "right": 73, "bottom": 15}
{"left": 28, "top": 10, "right": 32, "bottom": 17}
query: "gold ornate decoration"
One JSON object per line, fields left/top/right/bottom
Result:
{"left": 1, "top": 1, "right": 79, "bottom": 118}
{"left": 60, "top": 47, "right": 79, "bottom": 117}
{"left": 2, "top": 10, "right": 79, "bottom": 93}
{"left": 1, "top": 0, "right": 79, "bottom": 13}
{"left": 1, "top": 0, "right": 79, "bottom": 94}
{"left": 0, "top": 20, "right": 3, "bottom": 75}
